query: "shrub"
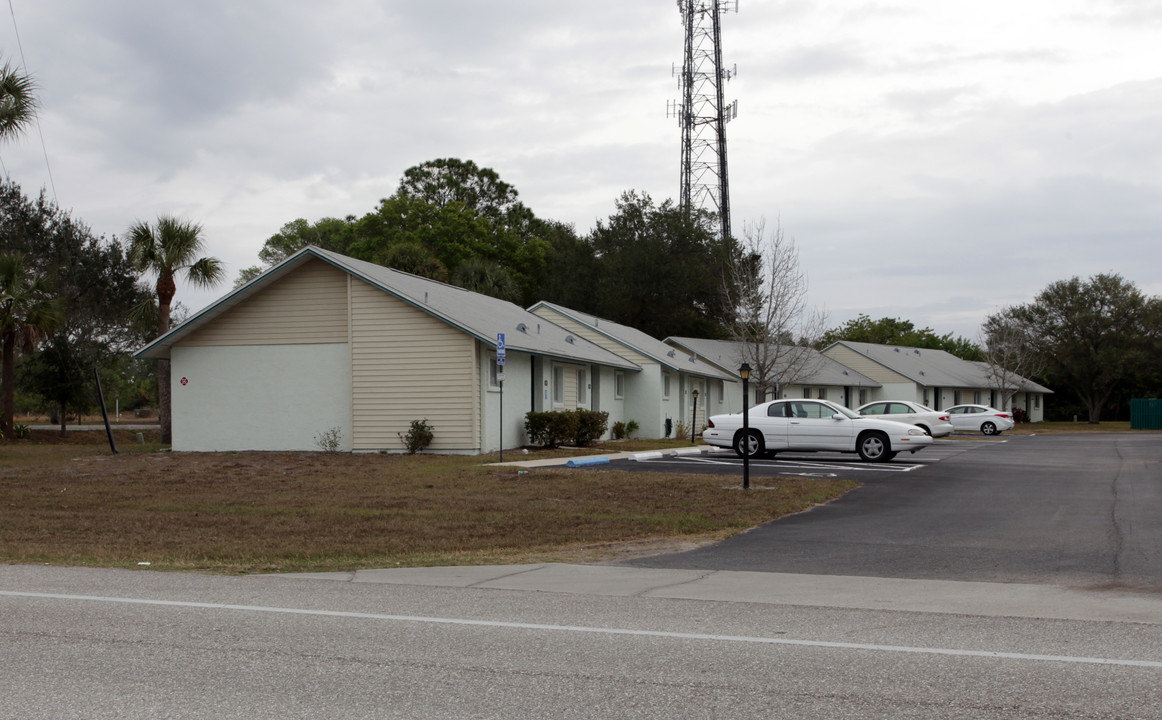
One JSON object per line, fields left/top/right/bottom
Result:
{"left": 314, "top": 427, "right": 343, "bottom": 453}
{"left": 1011, "top": 407, "right": 1030, "bottom": 423}
{"left": 611, "top": 421, "right": 627, "bottom": 440}
{"left": 398, "top": 419, "right": 434, "bottom": 454}
{"left": 626, "top": 420, "right": 639, "bottom": 438}
{"left": 673, "top": 422, "right": 689, "bottom": 441}
{"left": 525, "top": 409, "right": 609, "bottom": 448}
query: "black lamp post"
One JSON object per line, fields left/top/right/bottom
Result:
{"left": 739, "top": 362, "right": 751, "bottom": 490}
{"left": 690, "top": 388, "right": 699, "bottom": 445}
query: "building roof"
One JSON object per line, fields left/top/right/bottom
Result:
{"left": 823, "top": 340, "right": 1051, "bottom": 393}
{"left": 528, "top": 302, "right": 736, "bottom": 382}
{"left": 665, "top": 337, "right": 882, "bottom": 388}
{"left": 137, "top": 247, "right": 640, "bottom": 371}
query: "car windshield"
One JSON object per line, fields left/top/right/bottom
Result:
{"left": 825, "top": 402, "right": 861, "bottom": 419}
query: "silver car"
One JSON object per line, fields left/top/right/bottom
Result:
{"left": 703, "top": 398, "right": 934, "bottom": 463}
{"left": 857, "top": 400, "right": 954, "bottom": 437}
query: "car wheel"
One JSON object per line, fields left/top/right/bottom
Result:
{"left": 857, "top": 431, "right": 891, "bottom": 462}
{"left": 981, "top": 421, "right": 998, "bottom": 435}
{"left": 916, "top": 424, "right": 931, "bottom": 436}
{"left": 733, "top": 429, "right": 764, "bottom": 459}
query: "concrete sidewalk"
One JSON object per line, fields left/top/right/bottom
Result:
{"left": 489, "top": 445, "right": 712, "bottom": 468}
{"left": 280, "top": 563, "right": 1162, "bottom": 625}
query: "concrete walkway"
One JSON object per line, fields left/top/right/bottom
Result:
{"left": 490, "top": 445, "right": 711, "bottom": 468}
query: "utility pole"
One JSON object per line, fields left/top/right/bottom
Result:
{"left": 668, "top": 0, "right": 738, "bottom": 242}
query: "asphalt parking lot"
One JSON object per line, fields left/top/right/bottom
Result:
{"left": 621, "top": 433, "right": 1162, "bottom": 589}
{"left": 609, "top": 434, "right": 1002, "bottom": 482}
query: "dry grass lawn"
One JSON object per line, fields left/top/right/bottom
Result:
{"left": 1, "top": 430, "right": 856, "bottom": 574}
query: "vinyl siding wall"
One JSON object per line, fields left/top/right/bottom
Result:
{"left": 349, "top": 280, "right": 479, "bottom": 452}
{"left": 823, "top": 346, "right": 912, "bottom": 384}
{"left": 182, "top": 261, "right": 348, "bottom": 345}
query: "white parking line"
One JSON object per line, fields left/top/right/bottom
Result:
{"left": 4, "top": 590, "right": 1159, "bottom": 669}
{"left": 672, "top": 456, "right": 927, "bottom": 473}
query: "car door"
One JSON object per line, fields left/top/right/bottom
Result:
{"left": 946, "top": 406, "right": 971, "bottom": 430}
{"left": 886, "top": 402, "right": 920, "bottom": 425}
{"left": 788, "top": 400, "right": 853, "bottom": 450}
{"left": 751, "top": 401, "right": 790, "bottom": 450}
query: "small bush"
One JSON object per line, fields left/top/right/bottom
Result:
{"left": 626, "top": 420, "right": 639, "bottom": 438}
{"left": 1012, "top": 407, "right": 1030, "bottom": 423}
{"left": 673, "top": 422, "right": 689, "bottom": 441}
{"left": 314, "top": 427, "right": 343, "bottom": 453}
{"left": 611, "top": 421, "right": 627, "bottom": 440}
{"left": 12, "top": 423, "right": 31, "bottom": 440}
{"left": 398, "top": 419, "right": 434, "bottom": 454}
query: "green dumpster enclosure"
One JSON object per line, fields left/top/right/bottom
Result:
{"left": 1131, "top": 399, "right": 1162, "bottom": 430}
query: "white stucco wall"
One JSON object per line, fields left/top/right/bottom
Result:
{"left": 171, "top": 344, "right": 351, "bottom": 451}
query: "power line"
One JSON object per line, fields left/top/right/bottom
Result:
{"left": 5, "top": 0, "right": 57, "bottom": 203}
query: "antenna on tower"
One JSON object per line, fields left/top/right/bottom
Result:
{"left": 669, "top": 0, "right": 738, "bottom": 242}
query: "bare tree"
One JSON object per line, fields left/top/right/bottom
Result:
{"left": 979, "top": 310, "right": 1044, "bottom": 412}
{"left": 725, "top": 219, "right": 829, "bottom": 400}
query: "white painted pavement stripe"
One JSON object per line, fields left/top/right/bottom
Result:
{"left": 4, "top": 590, "right": 1160, "bottom": 669}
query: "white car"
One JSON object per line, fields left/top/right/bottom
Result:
{"left": 857, "top": 401, "right": 954, "bottom": 438}
{"left": 944, "top": 405, "right": 1015, "bottom": 435}
{"left": 703, "top": 398, "right": 934, "bottom": 463}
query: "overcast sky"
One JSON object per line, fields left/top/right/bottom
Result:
{"left": 3, "top": 0, "right": 1160, "bottom": 340}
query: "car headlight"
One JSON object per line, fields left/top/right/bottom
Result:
{"left": 907, "top": 428, "right": 926, "bottom": 436}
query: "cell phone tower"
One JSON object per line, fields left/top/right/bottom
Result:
{"left": 668, "top": 0, "right": 738, "bottom": 241}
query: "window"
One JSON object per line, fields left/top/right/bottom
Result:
{"left": 1035, "top": 394, "right": 1041, "bottom": 409}
{"left": 923, "top": 389, "right": 930, "bottom": 406}
{"left": 488, "top": 353, "right": 499, "bottom": 389}
{"left": 615, "top": 372, "right": 624, "bottom": 399}
{"left": 717, "top": 380, "right": 724, "bottom": 404}
{"left": 817, "top": 388, "right": 827, "bottom": 400}
{"left": 953, "top": 390, "right": 962, "bottom": 405}
{"left": 860, "top": 389, "right": 869, "bottom": 405}
{"left": 553, "top": 366, "right": 564, "bottom": 405}
{"left": 802, "top": 388, "right": 812, "bottom": 399}
{"left": 768, "top": 402, "right": 787, "bottom": 417}
{"left": 973, "top": 391, "right": 982, "bottom": 404}
{"left": 577, "top": 369, "right": 587, "bottom": 404}
{"left": 663, "top": 374, "right": 671, "bottom": 399}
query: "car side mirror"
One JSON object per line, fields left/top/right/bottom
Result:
{"left": 832, "top": 413, "right": 846, "bottom": 421}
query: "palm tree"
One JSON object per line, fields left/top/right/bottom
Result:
{"left": 0, "top": 61, "right": 37, "bottom": 143}
{"left": 0, "top": 252, "right": 63, "bottom": 438}
{"left": 127, "top": 216, "right": 224, "bottom": 444}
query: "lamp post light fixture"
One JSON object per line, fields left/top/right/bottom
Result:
{"left": 739, "top": 362, "right": 751, "bottom": 490}
{"left": 690, "top": 388, "right": 699, "bottom": 445}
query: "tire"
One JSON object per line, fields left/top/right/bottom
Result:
{"left": 733, "top": 429, "right": 764, "bottom": 459}
{"left": 857, "top": 431, "right": 891, "bottom": 462}
{"left": 916, "top": 424, "right": 931, "bottom": 436}
{"left": 981, "top": 421, "right": 998, "bottom": 435}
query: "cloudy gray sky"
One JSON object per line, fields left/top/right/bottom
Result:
{"left": 3, "top": 0, "right": 1160, "bottom": 339}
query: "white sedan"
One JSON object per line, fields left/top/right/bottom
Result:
{"left": 703, "top": 398, "right": 934, "bottom": 463}
{"left": 857, "top": 400, "right": 955, "bottom": 438}
{"left": 944, "top": 404, "right": 1015, "bottom": 435}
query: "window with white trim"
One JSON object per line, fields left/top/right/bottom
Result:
{"left": 576, "top": 369, "right": 587, "bottom": 404}
{"left": 717, "top": 380, "right": 724, "bottom": 404}
{"left": 817, "top": 388, "right": 827, "bottom": 400}
{"left": 553, "top": 366, "right": 564, "bottom": 405}
{"left": 615, "top": 372, "right": 624, "bottom": 399}
{"left": 488, "top": 353, "right": 499, "bottom": 389}
{"left": 663, "top": 374, "right": 671, "bottom": 399}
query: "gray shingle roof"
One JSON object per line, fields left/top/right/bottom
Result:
{"left": 666, "top": 337, "right": 882, "bottom": 387}
{"left": 528, "top": 302, "right": 736, "bottom": 381}
{"left": 137, "top": 247, "right": 640, "bottom": 371}
{"left": 825, "top": 341, "right": 1050, "bottom": 393}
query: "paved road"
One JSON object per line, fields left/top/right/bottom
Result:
{"left": 4, "top": 434, "right": 1161, "bottom": 717}
{"left": 3, "top": 564, "right": 1161, "bottom": 719}
{"left": 626, "top": 433, "right": 1162, "bottom": 589}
